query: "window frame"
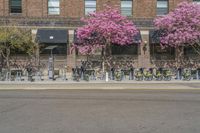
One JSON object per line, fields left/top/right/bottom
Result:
{"left": 48, "top": 0, "right": 60, "bottom": 15}
{"left": 84, "top": 0, "right": 96, "bottom": 15}
{"left": 120, "top": 0, "right": 133, "bottom": 16}
{"left": 10, "top": 0, "right": 22, "bottom": 14}
{"left": 156, "top": 0, "right": 169, "bottom": 16}
{"left": 193, "top": 0, "right": 200, "bottom": 4}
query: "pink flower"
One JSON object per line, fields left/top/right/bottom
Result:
{"left": 72, "top": 5, "right": 139, "bottom": 55}
{"left": 154, "top": 2, "right": 200, "bottom": 48}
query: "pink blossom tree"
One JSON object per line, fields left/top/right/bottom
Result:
{"left": 72, "top": 5, "right": 139, "bottom": 60}
{"left": 154, "top": 2, "right": 200, "bottom": 62}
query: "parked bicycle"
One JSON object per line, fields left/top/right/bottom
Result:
{"left": 163, "top": 69, "right": 173, "bottom": 81}
{"left": 143, "top": 69, "right": 153, "bottom": 81}
{"left": 115, "top": 69, "right": 122, "bottom": 81}
{"left": 153, "top": 68, "right": 163, "bottom": 81}
{"left": 182, "top": 69, "right": 191, "bottom": 81}
{"left": 134, "top": 69, "right": 143, "bottom": 81}
{"left": 72, "top": 67, "right": 80, "bottom": 82}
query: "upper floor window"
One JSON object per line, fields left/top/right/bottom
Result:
{"left": 157, "top": 0, "right": 168, "bottom": 16}
{"left": 85, "top": 0, "right": 96, "bottom": 15}
{"left": 48, "top": 0, "right": 60, "bottom": 15}
{"left": 121, "top": 0, "right": 133, "bottom": 16}
{"left": 193, "top": 0, "right": 200, "bottom": 4}
{"left": 10, "top": 0, "right": 22, "bottom": 13}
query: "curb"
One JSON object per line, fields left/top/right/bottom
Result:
{"left": 0, "top": 80, "right": 200, "bottom": 84}
{"left": 0, "top": 81, "right": 199, "bottom": 90}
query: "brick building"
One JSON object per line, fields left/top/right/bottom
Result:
{"left": 0, "top": 0, "right": 199, "bottom": 70}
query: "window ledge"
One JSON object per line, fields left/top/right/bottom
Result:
{"left": 10, "top": 13, "right": 22, "bottom": 16}
{"left": 156, "top": 14, "right": 167, "bottom": 17}
{"left": 48, "top": 14, "right": 61, "bottom": 16}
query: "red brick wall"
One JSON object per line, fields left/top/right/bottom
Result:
{"left": 0, "top": 0, "right": 5, "bottom": 16}
{"left": 169, "top": 0, "right": 192, "bottom": 11}
{"left": 0, "top": 0, "right": 194, "bottom": 18}
{"left": 26, "top": 0, "right": 44, "bottom": 17}
{"left": 134, "top": 0, "right": 156, "bottom": 18}
{"left": 3, "top": 0, "right": 9, "bottom": 16}
{"left": 64, "top": 0, "right": 84, "bottom": 18}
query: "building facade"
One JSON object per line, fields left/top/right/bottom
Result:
{"left": 0, "top": 0, "right": 199, "bottom": 70}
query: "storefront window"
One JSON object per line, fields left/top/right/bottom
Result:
{"left": 112, "top": 44, "right": 138, "bottom": 55}
{"left": 150, "top": 44, "right": 175, "bottom": 60}
{"left": 184, "top": 45, "right": 200, "bottom": 57}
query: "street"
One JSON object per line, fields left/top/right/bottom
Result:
{"left": 0, "top": 89, "right": 200, "bottom": 133}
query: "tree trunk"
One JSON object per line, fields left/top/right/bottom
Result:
{"left": 6, "top": 48, "right": 10, "bottom": 71}
{"left": 105, "top": 43, "right": 111, "bottom": 57}
{"left": 102, "top": 43, "right": 111, "bottom": 72}
{"left": 36, "top": 44, "right": 40, "bottom": 71}
{"left": 86, "top": 55, "right": 89, "bottom": 62}
{"left": 176, "top": 46, "right": 184, "bottom": 64}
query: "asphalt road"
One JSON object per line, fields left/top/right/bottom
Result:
{"left": 0, "top": 89, "right": 200, "bottom": 133}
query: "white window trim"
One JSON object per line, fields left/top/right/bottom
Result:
{"left": 121, "top": 0, "right": 133, "bottom": 16}
{"left": 48, "top": 0, "right": 60, "bottom": 15}
{"left": 85, "top": 0, "right": 96, "bottom": 15}
{"left": 156, "top": 0, "right": 168, "bottom": 16}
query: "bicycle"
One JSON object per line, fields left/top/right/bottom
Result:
{"left": 182, "top": 69, "right": 191, "bottom": 81}
{"left": 163, "top": 69, "right": 173, "bottom": 81}
{"left": 134, "top": 69, "right": 143, "bottom": 81}
{"left": 143, "top": 69, "right": 153, "bottom": 81}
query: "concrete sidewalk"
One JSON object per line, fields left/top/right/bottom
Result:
{"left": 0, "top": 80, "right": 200, "bottom": 90}
{"left": 0, "top": 79, "right": 200, "bottom": 84}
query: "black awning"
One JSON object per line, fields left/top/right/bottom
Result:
{"left": 36, "top": 29, "right": 68, "bottom": 44}
{"left": 74, "top": 30, "right": 142, "bottom": 44}
{"left": 133, "top": 31, "right": 142, "bottom": 44}
{"left": 149, "top": 30, "right": 163, "bottom": 44}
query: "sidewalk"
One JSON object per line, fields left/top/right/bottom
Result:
{"left": 0, "top": 79, "right": 200, "bottom": 84}
{"left": 0, "top": 80, "right": 200, "bottom": 90}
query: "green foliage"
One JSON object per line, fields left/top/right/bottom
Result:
{"left": 0, "top": 27, "right": 34, "bottom": 55}
{"left": 0, "top": 27, "right": 35, "bottom": 69}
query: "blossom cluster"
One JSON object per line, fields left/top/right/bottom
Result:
{"left": 154, "top": 2, "right": 200, "bottom": 48}
{"left": 72, "top": 5, "right": 138, "bottom": 55}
